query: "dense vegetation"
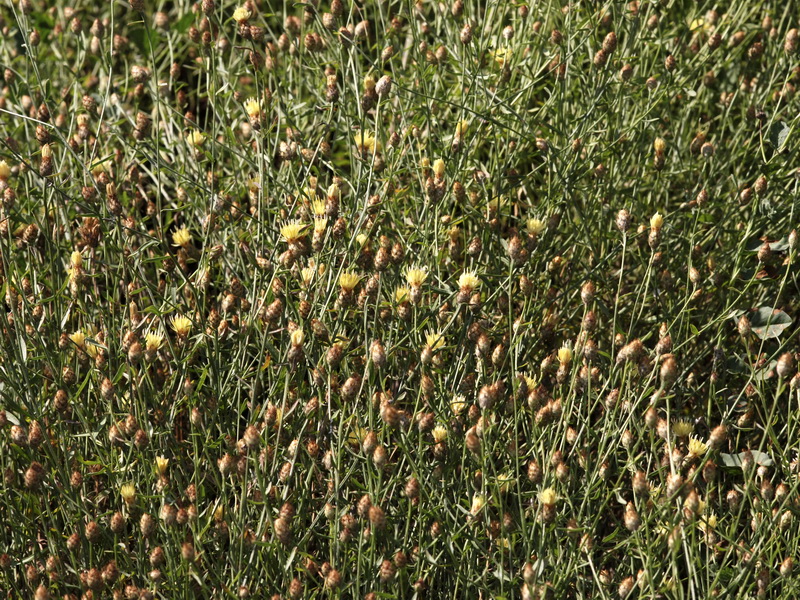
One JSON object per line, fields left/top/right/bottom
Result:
{"left": 1, "top": 0, "right": 800, "bottom": 598}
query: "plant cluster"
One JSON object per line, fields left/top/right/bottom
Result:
{"left": 1, "top": 0, "right": 800, "bottom": 598}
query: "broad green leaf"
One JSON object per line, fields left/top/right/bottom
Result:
{"left": 748, "top": 307, "right": 792, "bottom": 340}
{"left": 767, "top": 121, "right": 790, "bottom": 150}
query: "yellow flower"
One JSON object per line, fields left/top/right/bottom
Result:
{"left": 538, "top": 487, "right": 557, "bottom": 505}
{"left": 90, "top": 158, "right": 112, "bottom": 177}
{"left": 654, "top": 137, "right": 667, "bottom": 153}
{"left": 84, "top": 340, "right": 100, "bottom": 359}
{"left": 233, "top": 6, "right": 251, "bottom": 22}
{"left": 689, "top": 17, "right": 714, "bottom": 34}
{"left": 311, "top": 198, "right": 327, "bottom": 217}
{"left": 489, "top": 47, "right": 511, "bottom": 67}
{"left": 145, "top": 332, "right": 163, "bottom": 352}
{"left": 244, "top": 97, "right": 261, "bottom": 119}
{"left": 527, "top": 218, "right": 546, "bottom": 236}
{"left": 290, "top": 329, "right": 305, "bottom": 346}
{"left": 280, "top": 220, "right": 307, "bottom": 244}
{"left": 699, "top": 512, "right": 718, "bottom": 533}
{"left": 301, "top": 266, "right": 315, "bottom": 287}
{"left": 650, "top": 212, "right": 664, "bottom": 231}
{"left": 432, "top": 425, "right": 448, "bottom": 443}
{"left": 432, "top": 159, "right": 445, "bottom": 178}
{"left": 425, "top": 330, "right": 445, "bottom": 352}
{"left": 70, "top": 251, "right": 83, "bottom": 270}
{"left": 338, "top": 271, "right": 361, "bottom": 292}
{"left": 69, "top": 331, "right": 86, "bottom": 348}
{"left": 458, "top": 271, "right": 480, "bottom": 292}
{"left": 187, "top": 129, "right": 206, "bottom": 148}
{"left": 672, "top": 419, "right": 693, "bottom": 438}
{"left": 455, "top": 120, "right": 469, "bottom": 137}
{"left": 354, "top": 131, "right": 380, "bottom": 154}
{"left": 450, "top": 394, "right": 467, "bottom": 416}
{"left": 155, "top": 456, "right": 169, "bottom": 477}
{"left": 300, "top": 185, "right": 317, "bottom": 202}
{"left": 497, "top": 472, "right": 514, "bottom": 494}
{"left": 404, "top": 266, "right": 428, "bottom": 288}
{"left": 120, "top": 483, "right": 136, "bottom": 506}
{"left": 348, "top": 425, "right": 367, "bottom": 447}
{"left": 314, "top": 217, "right": 327, "bottom": 234}
{"left": 170, "top": 315, "right": 192, "bottom": 337}
{"left": 172, "top": 226, "right": 192, "bottom": 248}
{"left": 0, "top": 160, "right": 10, "bottom": 180}
{"left": 688, "top": 436, "right": 709, "bottom": 457}
{"left": 470, "top": 494, "right": 486, "bottom": 515}
{"left": 394, "top": 286, "right": 410, "bottom": 303}
{"left": 557, "top": 344, "right": 573, "bottom": 365}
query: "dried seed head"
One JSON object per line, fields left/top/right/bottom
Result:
{"left": 777, "top": 352, "right": 795, "bottom": 378}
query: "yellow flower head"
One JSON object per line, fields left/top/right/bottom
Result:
{"left": 470, "top": 494, "right": 486, "bottom": 515}
{"left": 557, "top": 344, "right": 573, "bottom": 365}
{"left": 244, "top": 97, "right": 261, "bottom": 119}
{"left": 432, "top": 425, "right": 448, "bottom": 443}
{"left": 538, "top": 487, "right": 557, "bottom": 505}
{"left": 300, "top": 185, "right": 317, "bottom": 202}
{"left": 70, "top": 250, "right": 84, "bottom": 270}
{"left": 497, "top": 472, "right": 514, "bottom": 494}
{"left": 85, "top": 340, "right": 100, "bottom": 359}
{"left": 689, "top": 16, "right": 714, "bottom": 34}
{"left": 0, "top": 160, "right": 10, "bottom": 180}
{"left": 455, "top": 120, "right": 469, "bottom": 137}
{"left": 155, "top": 456, "right": 169, "bottom": 477}
{"left": 450, "top": 394, "right": 467, "bottom": 416}
{"left": 327, "top": 183, "right": 340, "bottom": 200}
{"left": 394, "top": 286, "right": 410, "bottom": 303}
{"left": 90, "top": 158, "right": 112, "bottom": 178}
{"left": 425, "top": 330, "right": 445, "bottom": 352}
{"left": 120, "top": 483, "right": 136, "bottom": 505}
{"left": 170, "top": 314, "right": 192, "bottom": 337}
{"left": 311, "top": 198, "right": 327, "bottom": 217}
{"left": 354, "top": 131, "right": 380, "bottom": 154}
{"left": 301, "top": 266, "right": 315, "bottom": 287}
{"left": 404, "top": 266, "right": 428, "bottom": 288}
{"left": 348, "top": 425, "right": 367, "bottom": 447}
{"left": 433, "top": 159, "right": 446, "bottom": 178}
{"left": 187, "top": 129, "right": 206, "bottom": 148}
{"left": 458, "top": 271, "right": 480, "bottom": 291}
{"left": 490, "top": 47, "right": 512, "bottom": 67}
{"left": 527, "top": 218, "right": 546, "bottom": 236}
{"left": 280, "top": 220, "right": 307, "bottom": 244}
{"left": 69, "top": 331, "right": 86, "bottom": 348}
{"left": 654, "top": 137, "right": 667, "bottom": 153}
{"left": 672, "top": 418, "right": 693, "bottom": 438}
{"left": 172, "top": 226, "right": 192, "bottom": 248}
{"left": 650, "top": 212, "right": 664, "bottom": 231}
{"left": 688, "top": 436, "right": 709, "bottom": 457}
{"left": 233, "top": 6, "right": 252, "bottom": 22}
{"left": 700, "top": 512, "right": 718, "bottom": 531}
{"left": 145, "top": 332, "right": 163, "bottom": 352}
{"left": 290, "top": 329, "right": 305, "bottom": 346}
{"left": 338, "top": 271, "right": 361, "bottom": 292}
